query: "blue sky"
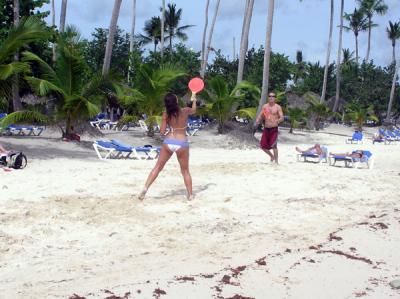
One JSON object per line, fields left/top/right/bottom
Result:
{"left": 43, "top": 0, "right": 400, "bottom": 66}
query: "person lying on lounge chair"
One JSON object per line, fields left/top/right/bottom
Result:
{"left": 295, "top": 144, "right": 324, "bottom": 156}
{"left": 330, "top": 150, "right": 364, "bottom": 159}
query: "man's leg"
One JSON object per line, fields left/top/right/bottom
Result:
{"left": 262, "top": 148, "right": 274, "bottom": 162}
{"left": 273, "top": 148, "right": 278, "bottom": 164}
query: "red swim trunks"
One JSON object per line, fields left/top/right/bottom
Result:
{"left": 260, "top": 127, "right": 278, "bottom": 150}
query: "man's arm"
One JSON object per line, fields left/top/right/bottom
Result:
{"left": 255, "top": 105, "right": 265, "bottom": 125}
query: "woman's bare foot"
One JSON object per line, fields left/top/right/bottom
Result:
{"left": 138, "top": 188, "right": 147, "bottom": 200}
{"left": 187, "top": 193, "right": 194, "bottom": 201}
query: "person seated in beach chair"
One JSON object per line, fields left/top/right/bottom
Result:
{"left": 372, "top": 132, "right": 385, "bottom": 144}
{"left": 296, "top": 144, "right": 328, "bottom": 163}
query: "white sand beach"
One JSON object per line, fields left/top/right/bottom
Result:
{"left": 1, "top": 125, "right": 400, "bottom": 298}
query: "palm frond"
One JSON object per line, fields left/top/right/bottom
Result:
{"left": 22, "top": 51, "right": 61, "bottom": 85}
{"left": 236, "top": 107, "right": 257, "bottom": 119}
{"left": 0, "top": 110, "right": 48, "bottom": 127}
{"left": 25, "top": 76, "right": 66, "bottom": 97}
{"left": 0, "top": 62, "right": 29, "bottom": 80}
{"left": 0, "top": 17, "right": 49, "bottom": 62}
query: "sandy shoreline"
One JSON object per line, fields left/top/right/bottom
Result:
{"left": 1, "top": 125, "right": 400, "bottom": 298}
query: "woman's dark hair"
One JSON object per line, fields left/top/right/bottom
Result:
{"left": 164, "top": 93, "right": 180, "bottom": 120}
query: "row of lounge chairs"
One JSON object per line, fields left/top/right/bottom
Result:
{"left": 0, "top": 113, "right": 45, "bottom": 136}
{"left": 374, "top": 128, "right": 400, "bottom": 145}
{"left": 93, "top": 139, "right": 160, "bottom": 160}
{"left": 297, "top": 148, "right": 374, "bottom": 169}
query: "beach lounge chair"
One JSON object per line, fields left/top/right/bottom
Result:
{"left": 296, "top": 146, "right": 328, "bottom": 163}
{"left": 346, "top": 131, "right": 363, "bottom": 144}
{"left": 329, "top": 150, "right": 374, "bottom": 169}
{"left": 5, "top": 125, "right": 44, "bottom": 136}
{"left": 378, "top": 128, "right": 397, "bottom": 145}
{"left": 110, "top": 139, "right": 160, "bottom": 160}
{"left": 93, "top": 140, "right": 160, "bottom": 160}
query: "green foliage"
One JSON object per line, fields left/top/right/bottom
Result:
{"left": 0, "top": 0, "right": 50, "bottom": 39}
{"left": 0, "top": 16, "right": 49, "bottom": 100}
{"left": 305, "top": 92, "right": 333, "bottom": 130}
{"left": 286, "top": 107, "right": 306, "bottom": 133}
{"left": 293, "top": 62, "right": 335, "bottom": 97}
{"left": 164, "top": 3, "right": 194, "bottom": 53}
{"left": 21, "top": 27, "right": 112, "bottom": 136}
{"left": 203, "top": 77, "right": 259, "bottom": 133}
{"left": 83, "top": 27, "right": 134, "bottom": 79}
{"left": 0, "top": 109, "right": 48, "bottom": 127}
{"left": 118, "top": 63, "right": 185, "bottom": 136}
{"left": 344, "top": 102, "right": 378, "bottom": 130}
{"left": 245, "top": 46, "right": 294, "bottom": 91}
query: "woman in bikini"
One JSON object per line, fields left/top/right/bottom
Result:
{"left": 138, "top": 92, "right": 197, "bottom": 200}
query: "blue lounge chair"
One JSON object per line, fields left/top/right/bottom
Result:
{"left": 296, "top": 146, "right": 328, "bottom": 163}
{"left": 329, "top": 150, "right": 374, "bottom": 169}
{"left": 93, "top": 140, "right": 160, "bottom": 160}
{"left": 110, "top": 139, "right": 160, "bottom": 160}
{"left": 378, "top": 128, "right": 397, "bottom": 145}
{"left": 346, "top": 131, "right": 363, "bottom": 144}
{"left": 5, "top": 124, "right": 44, "bottom": 136}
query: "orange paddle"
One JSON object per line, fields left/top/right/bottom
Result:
{"left": 188, "top": 77, "right": 205, "bottom": 93}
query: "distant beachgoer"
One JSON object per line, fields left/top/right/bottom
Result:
{"left": 295, "top": 144, "right": 324, "bottom": 156}
{"left": 254, "top": 91, "right": 284, "bottom": 164}
{"left": 138, "top": 92, "right": 198, "bottom": 201}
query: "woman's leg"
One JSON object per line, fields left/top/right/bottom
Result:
{"left": 176, "top": 147, "right": 192, "bottom": 199}
{"left": 138, "top": 144, "right": 173, "bottom": 200}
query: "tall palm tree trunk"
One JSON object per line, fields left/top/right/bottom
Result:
{"left": 355, "top": 33, "right": 359, "bottom": 64}
{"left": 160, "top": 0, "right": 165, "bottom": 59}
{"left": 256, "top": 0, "right": 275, "bottom": 117}
{"left": 128, "top": 0, "right": 136, "bottom": 84}
{"left": 320, "top": 0, "right": 334, "bottom": 103}
{"left": 333, "top": 0, "right": 344, "bottom": 112}
{"left": 366, "top": 17, "right": 372, "bottom": 62}
{"left": 60, "top": 0, "right": 68, "bottom": 32}
{"left": 200, "top": 0, "right": 210, "bottom": 74}
{"left": 51, "top": 0, "right": 56, "bottom": 64}
{"left": 386, "top": 60, "right": 399, "bottom": 123}
{"left": 392, "top": 41, "right": 396, "bottom": 64}
{"left": 237, "top": 0, "right": 254, "bottom": 84}
{"left": 12, "top": 0, "right": 22, "bottom": 112}
{"left": 200, "top": 0, "right": 220, "bottom": 78}
{"left": 102, "top": 0, "right": 122, "bottom": 76}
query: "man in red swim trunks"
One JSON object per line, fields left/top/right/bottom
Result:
{"left": 254, "top": 91, "right": 284, "bottom": 164}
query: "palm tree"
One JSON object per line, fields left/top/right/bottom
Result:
{"left": 60, "top": 0, "right": 68, "bottom": 33}
{"left": 386, "top": 21, "right": 400, "bottom": 64}
{"left": 139, "top": 16, "right": 163, "bottom": 53}
{"left": 333, "top": 0, "right": 344, "bottom": 113}
{"left": 200, "top": 0, "right": 220, "bottom": 78}
{"left": 4, "top": 28, "right": 111, "bottom": 137}
{"left": 51, "top": 0, "right": 56, "bottom": 64}
{"left": 102, "top": 0, "right": 122, "bottom": 76}
{"left": 237, "top": 0, "right": 255, "bottom": 84}
{"left": 357, "top": 0, "right": 388, "bottom": 62}
{"left": 12, "top": 0, "right": 22, "bottom": 111}
{"left": 305, "top": 92, "right": 333, "bottom": 130}
{"left": 203, "top": 76, "right": 260, "bottom": 133}
{"left": 128, "top": 0, "right": 137, "bottom": 83}
{"left": 320, "top": 0, "right": 334, "bottom": 103}
{"left": 345, "top": 102, "right": 378, "bottom": 130}
{"left": 0, "top": 17, "right": 48, "bottom": 100}
{"left": 342, "top": 48, "right": 356, "bottom": 65}
{"left": 343, "top": 8, "right": 369, "bottom": 64}
{"left": 118, "top": 64, "right": 185, "bottom": 136}
{"left": 293, "top": 50, "right": 306, "bottom": 84}
{"left": 200, "top": 0, "right": 210, "bottom": 76}
{"left": 256, "top": 0, "right": 275, "bottom": 118}
{"left": 160, "top": 0, "right": 165, "bottom": 59}
{"left": 286, "top": 107, "right": 306, "bottom": 133}
{"left": 386, "top": 60, "right": 399, "bottom": 123}
{"left": 164, "top": 3, "right": 194, "bottom": 55}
